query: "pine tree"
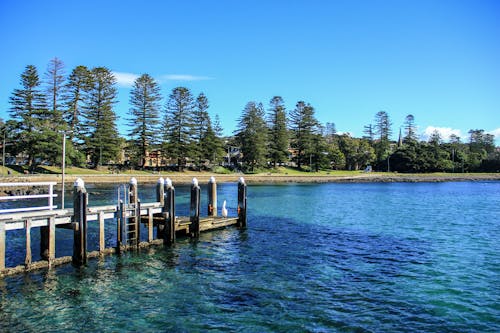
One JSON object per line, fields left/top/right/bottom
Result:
{"left": 289, "top": 101, "right": 319, "bottom": 169}
{"left": 363, "top": 124, "right": 375, "bottom": 143}
{"left": 127, "top": 74, "right": 162, "bottom": 168}
{"left": 44, "top": 57, "right": 66, "bottom": 127}
{"left": 163, "top": 87, "right": 195, "bottom": 170}
{"left": 268, "top": 96, "right": 289, "bottom": 168}
{"left": 65, "top": 65, "right": 91, "bottom": 143}
{"left": 192, "top": 93, "right": 210, "bottom": 169}
{"left": 80, "top": 67, "right": 120, "bottom": 167}
{"left": 373, "top": 110, "right": 393, "bottom": 169}
{"left": 404, "top": 114, "right": 417, "bottom": 142}
{"left": 9, "top": 65, "right": 52, "bottom": 167}
{"left": 235, "top": 102, "right": 268, "bottom": 171}
{"left": 374, "top": 111, "right": 392, "bottom": 141}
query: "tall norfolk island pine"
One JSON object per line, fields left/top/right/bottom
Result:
{"left": 9, "top": 65, "right": 55, "bottom": 167}
{"left": 80, "top": 67, "right": 120, "bottom": 167}
{"left": 268, "top": 96, "right": 288, "bottom": 168}
{"left": 128, "top": 74, "right": 162, "bottom": 168}
{"left": 164, "top": 87, "right": 195, "bottom": 171}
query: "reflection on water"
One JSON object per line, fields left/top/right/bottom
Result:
{"left": 1, "top": 181, "right": 499, "bottom": 332}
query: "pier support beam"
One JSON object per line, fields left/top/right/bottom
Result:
{"left": 164, "top": 178, "right": 176, "bottom": 244}
{"left": 0, "top": 222, "right": 5, "bottom": 270}
{"left": 72, "top": 178, "right": 88, "bottom": 267}
{"left": 156, "top": 178, "right": 165, "bottom": 240}
{"left": 208, "top": 176, "right": 217, "bottom": 217}
{"left": 25, "top": 219, "right": 32, "bottom": 267}
{"left": 190, "top": 178, "right": 201, "bottom": 238}
{"left": 237, "top": 177, "right": 247, "bottom": 229}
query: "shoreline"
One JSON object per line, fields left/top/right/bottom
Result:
{"left": 0, "top": 172, "right": 499, "bottom": 185}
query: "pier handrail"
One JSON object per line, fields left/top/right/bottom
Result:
{"left": 0, "top": 182, "right": 58, "bottom": 214}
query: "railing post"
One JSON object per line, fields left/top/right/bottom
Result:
{"left": 190, "top": 178, "right": 201, "bottom": 238}
{"left": 208, "top": 176, "right": 217, "bottom": 217}
{"left": 72, "top": 178, "right": 87, "bottom": 266}
{"left": 237, "top": 177, "right": 247, "bottom": 229}
{"left": 129, "top": 177, "right": 139, "bottom": 247}
{"left": 164, "top": 178, "right": 176, "bottom": 244}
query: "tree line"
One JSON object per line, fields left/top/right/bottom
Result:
{"left": 3, "top": 58, "right": 499, "bottom": 173}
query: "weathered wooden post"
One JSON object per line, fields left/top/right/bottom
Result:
{"left": 25, "top": 219, "right": 32, "bottom": 267}
{"left": 190, "top": 177, "right": 201, "bottom": 238}
{"left": 156, "top": 177, "right": 165, "bottom": 240}
{"left": 0, "top": 221, "right": 5, "bottom": 271}
{"left": 208, "top": 176, "right": 217, "bottom": 217}
{"left": 237, "top": 177, "right": 247, "bottom": 228}
{"left": 72, "top": 178, "right": 88, "bottom": 266}
{"left": 129, "top": 177, "right": 139, "bottom": 247}
{"left": 164, "top": 178, "right": 176, "bottom": 244}
{"left": 117, "top": 200, "right": 124, "bottom": 253}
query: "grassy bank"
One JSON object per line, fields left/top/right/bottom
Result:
{"left": 0, "top": 166, "right": 498, "bottom": 184}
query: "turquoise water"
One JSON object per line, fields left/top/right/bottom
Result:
{"left": 1, "top": 181, "right": 499, "bottom": 332}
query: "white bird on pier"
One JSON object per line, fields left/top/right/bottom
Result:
{"left": 221, "top": 200, "right": 228, "bottom": 218}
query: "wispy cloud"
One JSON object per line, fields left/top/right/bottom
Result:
{"left": 112, "top": 72, "right": 213, "bottom": 87}
{"left": 487, "top": 128, "right": 500, "bottom": 140}
{"left": 423, "top": 126, "right": 462, "bottom": 141}
{"left": 113, "top": 71, "right": 139, "bottom": 87}
{"left": 160, "top": 74, "right": 213, "bottom": 82}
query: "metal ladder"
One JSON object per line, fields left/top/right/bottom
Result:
{"left": 117, "top": 184, "right": 139, "bottom": 247}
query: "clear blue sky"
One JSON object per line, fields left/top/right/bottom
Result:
{"left": 1, "top": 0, "right": 499, "bottom": 143}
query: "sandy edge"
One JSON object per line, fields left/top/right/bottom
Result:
{"left": 1, "top": 173, "right": 499, "bottom": 185}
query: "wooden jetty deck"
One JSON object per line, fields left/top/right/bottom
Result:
{"left": 0, "top": 177, "right": 247, "bottom": 277}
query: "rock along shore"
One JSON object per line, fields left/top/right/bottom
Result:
{"left": 0, "top": 172, "right": 499, "bottom": 186}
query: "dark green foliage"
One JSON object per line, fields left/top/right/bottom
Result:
{"left": 268, "top": 96, "right": 289, "bottom": 167}
{"left": 128, "top": 74, "right": 162, "bottom": 168}
{"left": 8, "top": 65, "right": 58, "bottom": 167}
{"left": 64, "top": 65, "right": 91, "bottom": 144}
{"left": 289, "top": 101, "right": 319, "bottom": 168}
{"left": 235, "top": 102, "right": 268, "bottom": 171}
{"left": 163, "top": 87, "right": 195, "bottom": 170}
{"left": 80, "top": 67, "right": 120, "bottom": 166}
{"left": 337, "top": 134, "right": 375, "bottom": 170}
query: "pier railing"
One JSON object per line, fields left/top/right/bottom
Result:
{"left": 0, "top": 182, "right": 58, "bottom": 213}
{"left": 0, "top": 176, "right": 247, "bottom": 276}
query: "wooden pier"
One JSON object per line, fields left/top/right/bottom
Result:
{"left": 0, "top": 176, "right": 247, "bottom": 277}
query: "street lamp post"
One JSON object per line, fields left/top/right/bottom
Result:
{"left": 62, "top": 132, "right": 67, "bottom": 209}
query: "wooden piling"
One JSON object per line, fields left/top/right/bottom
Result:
{"left": 237, "top": 177, "right": 247, "bottom": 229}
{"left": 189, "top": 178, "right": 201, "bottom": 238}
{"left": 48, "top": 217, "right": 55, "bottom": 267}
{"left": 164, "top": 178, "right": 176, "bottom": 244}
{"left": 208, "top": 176, "right": 217, "bottom": 217}
{"left": 155, "top": 177, "right": 165, "bottom": 241}
{"left": 0, "top": 221, "right": 5, "bottom": 270}
{"left": 99, "top": 211, "right": 105, "bottom": 253}
{"left": 117, "top": 200, "right": 124, "bottom": 253}
{"left": 25, "top": 219, "right": 31, "bottom": 267}
{"left": 72, "top": 178, "right": 88, "bottom": 266}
